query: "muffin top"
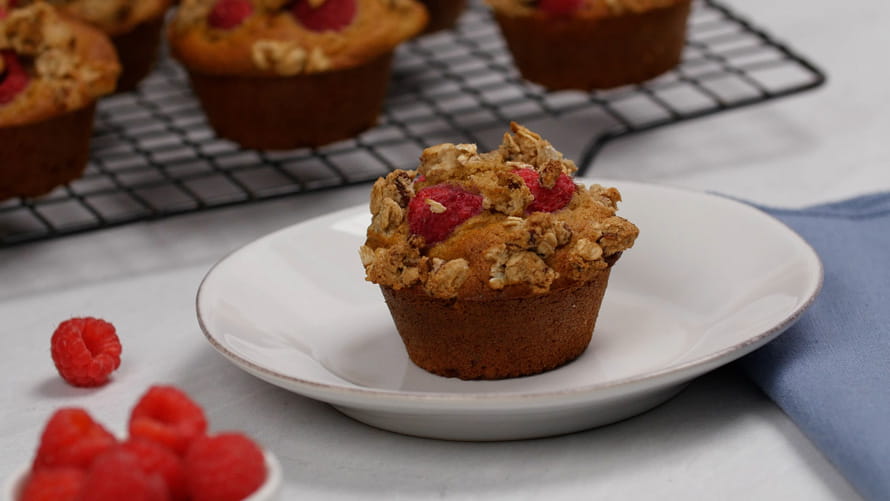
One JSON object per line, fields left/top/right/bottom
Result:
{"left": 6, "top": 0, "right": 172, "bottom": 36}
{"left": 0, "top": 3, "right": 120, "bottom": 127}
{"left": 487, "top": 0, "right": 686, "bottom": 18}
{"left": 168, "top": 0, "right": 427, "bottom": 77}
{"left": 361, "top": 123, "right": 639, "bottom": 300}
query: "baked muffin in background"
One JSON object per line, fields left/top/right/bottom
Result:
{"left": 417, "top": 0, "right": 465, "bottom": 33}
{"left": 0, "top": 3, "right": 120, "bottom": 201}
{"left": 488, "top": 0, "right": 692, "bottom": 90}
{"left": 10, "top": 0, "right": 172, "bottom": 92}
{"left": 167, "top": 0, "right": 428, "bottom": 150}
{"left": 360, "top": 123, "right": 638, "bottom": 380}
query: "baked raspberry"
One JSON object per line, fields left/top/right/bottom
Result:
{"left": 293, "top": 0, "right": 357, "bottom": 32}
{"left": 76, "top": 449, "right": 170, "bottom": 501}
{"left": 0, "top": 50, "right": 30, "bottom": 105}
{"left": 208, "top": 0, "right": 252, "bottom": 29}
{"left": 185, "top": 433, "right": 267, "bottom": 501}
{"left": 514, "top": 168, "right": 576, "bottom": 213}
{"left": 32, "top": 408, "right": 118, "bottom": 471}
{"left": 539, "top": 0, "right": 583, "bottom": 15}
{"left": 50, "top": 317, "right": 122, "bottom": 388}
{"left": 122, "top": 438, "right": 188, "bottom": 501}
{"left": 408, "top": 184, "right": 483, "bottom": 244}
{"left": 129, "top": 386, "right": 208, "bottom": 455}
{"left": 20, "top": 468, "right": 85, "bottom": 501}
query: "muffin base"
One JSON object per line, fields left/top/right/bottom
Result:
{"left": 381, "top": 267, "right": 613, "bottom": 380}
{"left": 187, "top": 53, "right": 394, "bottom": 150}
{"left": 493, "top": 0, "right": 691, "bottom": 90}
{"left": 111, "top": 16, "right": 166, "bottom": 93}
{"left": 0, "top": 104, "right": 97, "bottom": 201}
{"left": 419, "top": 0, "right": 468, "bottom": 33}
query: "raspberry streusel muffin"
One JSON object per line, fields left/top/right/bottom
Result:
{"left": 167, "top": 0, "right": 428, "bottom": 150}
{"left": 488, "top": 0, "right": 691, "bottom": 90}
{"left": 12, "top": 0, "right": 172, "bottom": 92}
{"left": 360, "top": 123, "right": 638, "bottom": 380}
{"left": 0, "top": 3, "right": 120, "bottom": 200}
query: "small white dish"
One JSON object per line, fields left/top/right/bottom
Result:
{"left": 196, "top": 179, "right": 822, "bottom": 441}
{"left": 2, "top": 449, "right": 281, "bottom": 501}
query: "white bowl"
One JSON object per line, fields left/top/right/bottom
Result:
{"left": 3, "top": 448, "right": 282, "bottom": 501}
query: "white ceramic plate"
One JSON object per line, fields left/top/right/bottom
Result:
{"left": 196, "top": 179, "right": 822, "bottom": 441}
{"left": 2, "top": 449, "right": 281, "bottom": 501}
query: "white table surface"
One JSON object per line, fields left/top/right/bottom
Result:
{"left": 2, "top": 0, "right": 886, "bottom": 499}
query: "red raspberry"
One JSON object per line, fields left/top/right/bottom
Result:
{"left": 122, "top": 438, "right": 188, "bottom": 501}
{"left": 208, "top": 0, "right": 252, "bottom": 29}
{"left": 0, "top": 50, "right": 30, "bottom": 105}
{"left": 50, "top": 317, "right": 122, "bottom": 388}
{"left": 408, "top": 184, "right": 483, "bottom": 244}
{"left": 20, "top": 468, "right": 85, "bottom": 501}
{"left": 129, "top": 386, "right": 208, "bottom": 455}
{"left": 514, "top": 168, "right": 576, "bottom": 213}
{"left": 185, "top": 433, "right": 267, "bottom": 501}
{"left": 32, "top": 408, "right": 118, "bottom": 471}
{"left": 539, "top": 0, "right": 583, "bottom": 15}
{"left": 75, "top": 449, "right": 170, "bottom": 501}
{"left": 292, "top": 0, "right": 357, "bottom": 32}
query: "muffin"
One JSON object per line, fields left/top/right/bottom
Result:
{"left": 0, "top": 3, "right": 120, "bottom": 201}
{"left": 167, "top": 0, "right": 427, "bottom": 150}
{"left": 418, "top": 0, "right": 465, "bottom": 33}
{"left": 14, "top": 0, "right": 172, "bottom": 92}
{"left": 488, "top": 0, "right": 691, "bottom": 90}
{"left": 360, "top": 123, "right": 638, "bottom": 380}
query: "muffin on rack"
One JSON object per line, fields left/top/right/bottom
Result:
{"left": 11, "top": 0, "right": 172, "bottom": 92}
{"left": 0, "top": 2, "right": 120, "bottom": 201}
{"left": 360, "top": 123, "right": 638, "bottom": 380}
{"left": 167, "top": 0, "right": 428, "bottom": 150}
{"left": 487, "top": 0, "right": 692, "bottom": 90}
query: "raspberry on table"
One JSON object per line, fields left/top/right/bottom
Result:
{"left": 513, "top": 168, "right": 576, "bottom": 213}
{"left": 0, "top": 50, "right": 31, "bottom": 105}
{"left": 208, "top": 0, "right": 253, "bottom": 29}
{"left": 75, "top": 449, "right": 170, "bottom": 501}
{"left": 32, "top": 408, "right": 118, "bottom": 471}
{"left": 408, "top": 184, "right": 484, "bottom": 244}
{"left": 122, "top": 438, "right": 189, "bottom": 501}
{"left": 129, "top": 386, "right": 208, "bottom": 455}
{"left": 538, "top": 0, "right": 583, "bottom": 15}
{"left": 50, "top": 317, "right": 122, "bottom": 388}
{"left": 292, "top": 0, "right": 357, "bottom": 32}
{"left": 185, "top": 433, "right": 267, "bottom": 501}
{"left": 20, "top": 467, "right": 85, "bottom": 501}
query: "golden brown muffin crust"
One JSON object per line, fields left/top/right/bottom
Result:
{"left": 168, "top": 0, "right": 427, "bottom": 76}
{"left": 7, "top": 0, "right": 172, "bottom": 36}
{"left": 0, "top": 3, "right": 120, "bottom": 127}
{"left": 361, "top": 123, "right": 639, "bottom": 300}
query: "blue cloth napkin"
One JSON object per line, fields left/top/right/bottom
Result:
{"left": 739, "top": 192, "right": 890, "bottom": 501}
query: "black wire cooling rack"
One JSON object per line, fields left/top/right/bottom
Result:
{"left": 0, "top": 0, "right": 825, "bottom": 247}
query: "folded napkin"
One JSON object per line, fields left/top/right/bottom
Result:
{"left": 739, "top": 192, "right": 890, "bottom": 501}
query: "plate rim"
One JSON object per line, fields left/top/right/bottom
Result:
{"left": 195, "top": 179, "right": 823, "bottom": 408}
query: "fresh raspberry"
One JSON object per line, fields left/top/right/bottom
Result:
{"left": 208, "top": 0, "right": 252, "bottom": 29}
{"left": 514, "top": 168, "right": 576, "bottom": 213}
{"left": 0, "top": 50, "right": 30, "bottom": 105}
{"left": 538, "top": 0, "right": 583, "bottom": 15}
{"left": 292, "top": 0, "right": 357, "bottom": 32}
{"left": 20, "top": 468, "right": 85, "bottom": 501}
{"left": 129, "top": 386, "right": 208, "bottom": 455}
{"left": 408, "top": 184, "right": 483, "bottom": 244}
{"left": 32, "top": 408, "right": 118, "bottom": 471}
{"left": 75, "top": 449, "right": 170, "bottom": 501}
{"left": 122, "top": 438, "right": 188, "bottom": 501}
{"left": 185, "top": 433, "right": 267, "bottom": 501}
{"left": 50, "top": 317, "right": 122, "bottom": 388}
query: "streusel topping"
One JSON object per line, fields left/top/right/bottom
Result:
{"left": 361, "top": 123, "right": 638, "bottom": 300}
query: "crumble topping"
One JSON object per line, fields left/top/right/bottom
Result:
{"left": 361, "top": 123, "right": 638, "bottom": 299}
